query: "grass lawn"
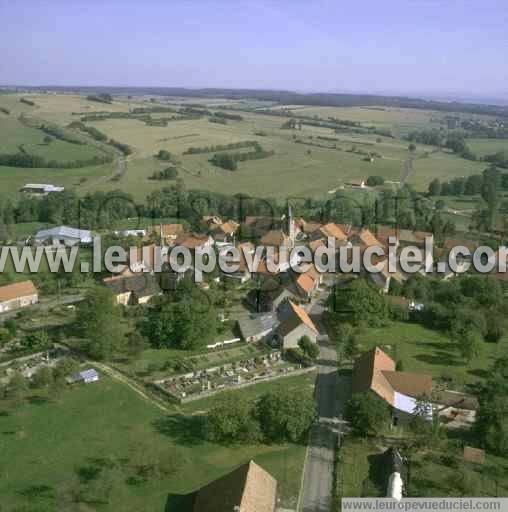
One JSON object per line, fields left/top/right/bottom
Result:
{"left": 468, "top": 138, "right": 508, "bottom": 158}
{"left": 408, "top": 151, "right": 485, "bottom": 190}
{"left": 180, "top": 371, "right": 317, "bottom": 414}
{"left": 0, "top": 372, "right": 308, "bottom": 511}
{"left": 0, "top": 161, "right": 114, "bottom": 200}
{"left": 336, "top": 437, "right": 508, "bottom": 502}
{"left": 409, "top": 450, "right": 508, "bottom": 497}
{"left": 355, "top": 321, "right": 508, "bottom": 390}
{"left": 337, "top": 437, "right": 385, "bottom": 499}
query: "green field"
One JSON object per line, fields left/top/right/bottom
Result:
{"left": 0, "top": 93, "right": 502, "bottom": 202}
{"left": 337, "top": 438, "right": 384, "bottom": 498}
{"left": 0, "top": 372, "right": 308, "bottom": 511}
{"left": 468, "top": 138, "right": 508, "bottom": 157}
{"left": 355, "top": 321, "right": 508, "bottom": 389}
{"left": 337, "top": 436, "right": 508, "bottom": 501}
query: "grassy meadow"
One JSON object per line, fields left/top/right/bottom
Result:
{"left": 0, "top": 93, "right": 500, "bottom": 203}
{"left": 355, "top": 321, "right": 508, "bottom": 390}
{"left": 0, "top": 372, "right": 308, "bottom": 511}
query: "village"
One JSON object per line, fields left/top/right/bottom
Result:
{"left": 1, "top": 186, "right": 505, "bottom": 511}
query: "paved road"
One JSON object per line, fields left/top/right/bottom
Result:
{"left": 299, "top": 288, "right": 339, "bottom": 512}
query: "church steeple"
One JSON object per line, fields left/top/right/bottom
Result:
{"left": 288, "top": 204, "right": 295, "bottom": 244}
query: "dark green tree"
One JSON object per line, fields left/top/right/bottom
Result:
{"left": 346, "top": 392, "right": 391, "bottom": 436}
{"left": 206, "top": 393, "right": 260, "bottom": 443}
{"left": 256, "top": 387, "right": 316, "bottom": 443}
{"left": 298, "top": 336, "right": 319, "bottom": 360}
{"left": 77, "top": 286, "right": 127, "bottom": 359}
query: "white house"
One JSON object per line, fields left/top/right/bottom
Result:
{"left": 20, "top": 183, "right": 64, "bottom": 195}
{"left": 33, "top": 226, "right": 93, "bottom": 246}
{"left": 66, "top": 369, "right": 99, "bottom": 384}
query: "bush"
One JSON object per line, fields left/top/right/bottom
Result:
{"left": 366, "top": 176, "right": 385, "bottom": 186}
{"left": 150, "top": 167, "right": 178, "bottom": 180}
{"left": 298, "top": 336, "right": 319, "bottom": 360}
{"left": 256, "top": 387, "right": 316, "bottom": 443}
{"left": 346, "top": 392, "right": 390, "bottom": 436}
{"left": 206, "top": 393, "right": 260, "bottom": 444}
{"left": 109, "top": 139, "right": 132, "bottom": 156}
{"left": 155, "top": 149, "right": 172, "bottom": 161}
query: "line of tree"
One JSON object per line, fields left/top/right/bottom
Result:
{"left": 209, "top": 145, "right": 274, "bottom": 170}
{"left": 401, "top": 274, "right": 506, "bottom": 361}
{"left": 208, "top": 116, "right": 227, "bottom": 124}
{"left": 131, "top": 106, "right": 176, "bottom": 114}
{"left": 0, "top": 107, "right": 10, "bottom": 115}
{"left": 0, "top": 151, "right": 114, "bottom": 169}
{"left": 20, "top": 98, "right": 35, "bottom": 106}
{"left": 86, "top": 93, "right": 113, "bottom": 104}
{"left": 183, "top": 140, "right": 259, "bottom": 155}
{"left": 475, "top": 355, "right": 508, "bottom": 455}
{"left": 366, "top": 175, "right": 385, "bottom": 186}
{"left": 458, "top": 119, "right": 508, "bottom": 140}
{"left": 0, "top": 178, "right": 454, "bottom": 242}
{"left": 80, "top": 112, "right": 150, "bottom": 122}
{"left": 68, "top": 121, "right": 108, "bottom": 142}
{"left": 407, "top": 130, "right": 477, "bottom": 160}
{"left": 484, "top": 151, "right": 508, "bottom": 169}
{"left": 211, "top": 111, "right": 243, "bottom": 121}
{"left": 108, "top": 139, "right": 132, "bottom": 156}
{"left": 428, "top": 166, "right": 506, "bottom": 231}
{"left": 149, "top": 166, "right": 178, "bottom": 180}
{"left": 205, "top": 387, "right": 316, "bottom": 444}
{"left": 40, "top": 124, "right": 86, "bottom": 145}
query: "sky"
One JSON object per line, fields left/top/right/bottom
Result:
{"left": 1, "top": 0, "right": 507, "bottom": 101}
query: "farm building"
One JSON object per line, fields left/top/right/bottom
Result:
{"left": 153, "top": 223, "right": 185, "bottom": 245}
{"left": 0, "top": 280, "right": 38, "bottom": 313}
{"left": 238, "top": 313, "right": 279, "bottom": 343}
{"left": 66, "top": 369, "right": 99, "bottom": 384}
{"left": 221, "top": 242, "right": 254, "bottom": 283}
{"left": 114, "top": 229, "right": 147, "bottom": 238}
{"left": 260, "top": 229, "right": 293, "bottom": 248}
{"left": 276, "top": 301, "right": 318, "bottom": 350}
{"left": 207, "top": 219, "right": 239, "bottom": 245}
{"left": 350, "top": 228, "right": 383, "bottom": 251}
{"left": 246, "top": 278, "right": 298, "bottom": 313}
{"left": 176, "top": 233, "right": 214, "bottom": 252}
{"left": 293, "top": 264, "right": 324, "bottom": 300}
{"left": 312, "top": 222, "right": 348, "bottom": 243}
{"left": 33, "top": 226, "right": 92, "bottom": 246}
{"left": 103, "top": 274, "right": 162, "bottom": 305}
{"left": 192, "top": 460, "right": 277, "bottom": 512}
{"left": 20, "top": 183, "right": 64, "bottom": 195}
{"left": 352, "top": 347, "right": 432, "bottom": 422}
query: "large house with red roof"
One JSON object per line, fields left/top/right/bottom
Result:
{"left": 276, "top": 301, "right": 319, "bottom": 350}
{"left": 352, "top": 347, "right": 433, "bottom": 423}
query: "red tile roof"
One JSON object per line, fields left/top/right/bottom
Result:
{"left": 320, "top": 223, "right": 347, "bottom": 241}
{"left": 192, "top": 460, "right": 277, "bottom": 512}
{"left": 352, "top": 347, "right": 432, "bottom": 407}
{"left": 0, "top": 280, "right": 38, "bottom": 303}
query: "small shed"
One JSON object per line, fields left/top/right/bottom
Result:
{"left": 463, "top": 446, "right": 485, "bottom": 465}
{"left": 66, "top": 369, "right": 99, "bottom": 384}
